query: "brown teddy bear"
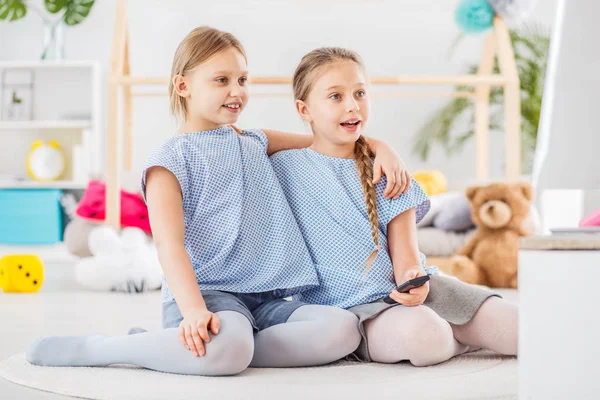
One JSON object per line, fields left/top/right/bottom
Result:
{"left": 449, "top": 182, "right": 534, "bottom": 288}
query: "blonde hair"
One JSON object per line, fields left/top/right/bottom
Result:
{"left": 293, "top": 47, "right": 379, "bottom": 273}
{"left": 168, "top": 26, "right": 247, "bottom": 122}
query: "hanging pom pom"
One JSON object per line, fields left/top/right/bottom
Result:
{"left": 455, "top": 0, "right": 495, "bottom": 34}
{"left": 487, "top": 0, "right": 536, "bottom": 21}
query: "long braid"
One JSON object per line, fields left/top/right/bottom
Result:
{"left": 354, "top": 135, "right": 379, "bottom": 276}
{"left": 292, "top": 47, "right": 379, "bottom": 275}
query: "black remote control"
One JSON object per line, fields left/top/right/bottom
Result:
{"left": 383, "top": 275, "right": 431, "bottom": 304}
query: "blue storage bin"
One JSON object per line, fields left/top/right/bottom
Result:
{"left": 0, "top": 189, "right": 63, "bottom": 244}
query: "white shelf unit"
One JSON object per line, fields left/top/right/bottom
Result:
{"left": 0, "top": 120, "right": 92, "bottom": 130}
{"left": 0, "top": 60, "right": 102, "bottom": 189}
{"left": 0, "top": 180, "right": 87, "bottom": 189}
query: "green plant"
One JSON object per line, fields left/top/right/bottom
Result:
{"left": 11, "top": 91, "right": 22, "bottom": 104}
{"left": 413, "top": 24, "right": 550, "bottom": 173}
{"left": 0, "top": 0, "right": 95, "bottom": 26}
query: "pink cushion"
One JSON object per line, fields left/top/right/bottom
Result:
{"left": 75, "top": 180, "right": 151, "bottom": 233}
{"left": 579, "top": 207, "right": 600, "bottom": 227}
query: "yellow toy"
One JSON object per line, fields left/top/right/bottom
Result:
{"left": 26, "top": 140, "right": 66, "bottom": 181}
{"left": 0, "top": 255, "right": 44, "bottom": 293}
{"left": 413, "top": 170, "right": 448, "bottom": 196}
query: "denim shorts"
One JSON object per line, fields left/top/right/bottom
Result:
{"left": 162, "top": 289, "right": 308, "bottom": 331}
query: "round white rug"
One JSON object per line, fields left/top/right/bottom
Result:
{"left": 0, "top": 351, "right": 516, "bottom": 400}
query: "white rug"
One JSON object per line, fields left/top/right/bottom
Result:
{"left": 0, "top": 351, "right": 516, "bottom": 400}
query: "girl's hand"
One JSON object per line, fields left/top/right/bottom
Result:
{"left": 388, "top": 268, "right": 430, "bottom": 307}
{"left": 372, "top": 146, "right": 411, "bottom": 199}
{"left": 178, "top": 308, "right": 221, "bottom": 357}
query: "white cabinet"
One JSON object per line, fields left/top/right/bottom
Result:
{"left": 0, "top": 60, "right": 101, "bottom": 189}
{"left": 519, "top": 236, "right": 600, "bottom": 399}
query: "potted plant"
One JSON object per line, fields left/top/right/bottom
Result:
{"left": 7, "top": 90, "right": 24, "bottom": 119}
{"left": 0, "top": 0, "right": 96, "bottom": 60}
{"left": 412, "top": 24, "right": 550, "bottom": 174}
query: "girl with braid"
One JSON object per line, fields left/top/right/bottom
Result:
{"left": 270, "top": 47, "right": 519, "bottom": 365}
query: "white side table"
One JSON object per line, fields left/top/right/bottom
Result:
{"left": 519, "top": 236, "right": 600, "bottom": 399}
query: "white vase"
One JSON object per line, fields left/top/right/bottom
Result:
{"left": 6, "top": 102, "right": 24, "bottom": 120}
{"left": 41, "top": 20, "right": 64, "bottom": 60}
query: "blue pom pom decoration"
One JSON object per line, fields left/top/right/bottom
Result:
{"left": 455, "top": 0, "right": 495, "bottom": 34}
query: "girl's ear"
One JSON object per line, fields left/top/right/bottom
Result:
{"left": 173, "top": 75, "right": 190, "bottom": 98}
{"left": 295, "top": 99, "right": 313, "bottom": 123}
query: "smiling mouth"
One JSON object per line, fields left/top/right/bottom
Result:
{"left": 340, "top": 118, "right": 361, "bottom": 131}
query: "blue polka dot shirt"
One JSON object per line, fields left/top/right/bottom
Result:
{"left": 270, "top": 148, "right": 438, "bottom": 309}
{"left": 142, "top": 127, "right": 318, "bottom": 303}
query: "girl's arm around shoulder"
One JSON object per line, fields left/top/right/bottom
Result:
{"left": 262, "top": 129, "right": 410, "bottom": 199}
{"left": 262, "top": 129, "right": 313, "bottom": 156}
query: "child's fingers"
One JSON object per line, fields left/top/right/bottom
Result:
{"left": 390, "top": 291, "right": 418, "bottom": 306}
{"left": 373, "top": 161, "right": 382, "bottom": 185}
{"left": 393, "top": 171, "right": 404, "bottom": 198}
{"left": 383, "top": 170, "right": 396, "bottom": 198}
{"left": 178, "top": 325, "right": 189, "bottom": 349}
{"left": 394, "top": 292, "right": 420, "bottom": 306}
{"left": 397, "top": 171, "right": 407, "bottom": 196}
{"left": 210, "top": 314, "right": 221, "bottom": 335}
{"left": 403, "top": 171, "right": 411, "bottom": 192}
{"left": 197, "top": 321, "right": 211, "bottom": 344}
{"left": 389, "top": 290, "right": 404, "bottom": 304}
{"left": 192, "top": 327, "right": 206, "bottom": 356}
{"left": 389, "top": 171, "right": 402, "bottom": 199}
{"left": 409, "top": 282, "right": 429, "bottom": 295}
{"left": 184, "top": 325, "right": 199, "bottom": 356}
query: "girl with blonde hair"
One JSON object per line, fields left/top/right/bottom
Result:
{"left": 271, "top": 47, "right": 518, "bottom": 365}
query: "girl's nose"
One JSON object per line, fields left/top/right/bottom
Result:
{"left": 229, "top": 83, "right": 243, "bottom": 98}
{"left": 347, "top": 101, "right": 360, "bottom": 113}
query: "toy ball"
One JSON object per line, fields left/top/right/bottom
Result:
{"left": 455, "top": 0, "right": 495, "bottom": 34}
{"left": 413, "top": 170, "right": 448, "bottom": 196}
{"left": 0, "top": 254, "right": 44, "bottom": 293}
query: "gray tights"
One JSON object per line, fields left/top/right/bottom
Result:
{"left": 364, "top": 296, "right": 518, "bottom": 366}
{"left": 27, "top": 305, "right": 360, "bottom": 376}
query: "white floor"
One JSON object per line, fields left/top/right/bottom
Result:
{"left": 0, "top": 245, "right": 518, "bottom": 399}
{"left": 0, "top": 247, "right": 165, "bottom": 400}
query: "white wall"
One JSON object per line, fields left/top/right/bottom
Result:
{"left": 1, "top": 0, "right": 557, "bottom": 191}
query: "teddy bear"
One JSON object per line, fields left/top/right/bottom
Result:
{"left": 449, "top": 182, "right": 534, "bottom": 288}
